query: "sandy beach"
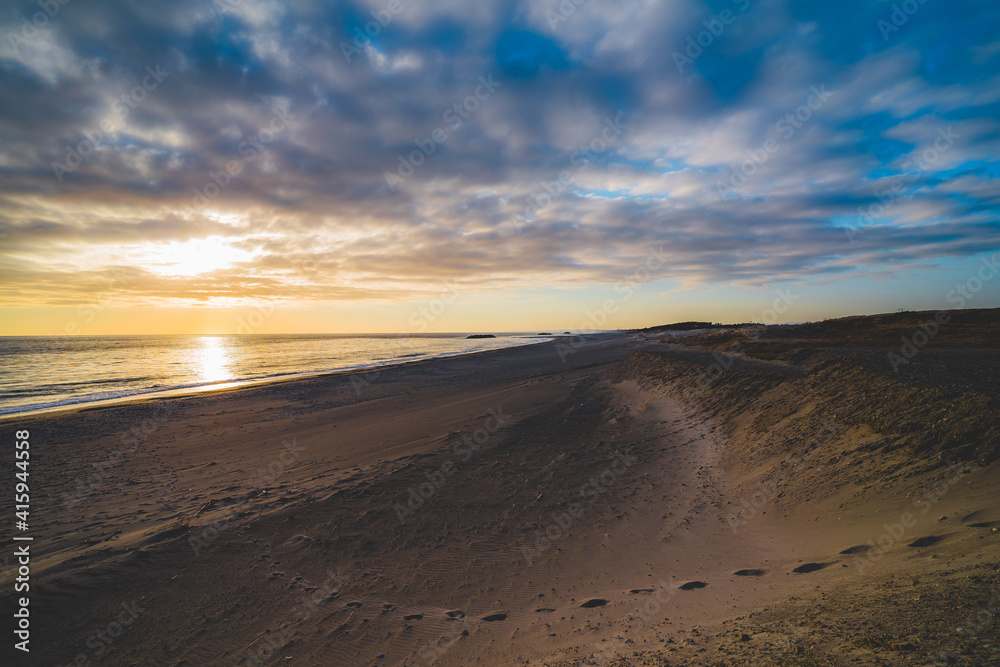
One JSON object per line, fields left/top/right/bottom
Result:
{"left": 2, "top": 316, "right": 999, "bottom": 666}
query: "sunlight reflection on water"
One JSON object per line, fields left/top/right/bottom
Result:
{"left": 196, "top": 336, "right": 233, "bottom": 384}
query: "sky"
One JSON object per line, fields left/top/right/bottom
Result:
{"left": 1, "top": 0, "right": 999, "bottom": 335}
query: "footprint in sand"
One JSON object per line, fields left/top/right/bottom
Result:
{"left": 907, "top": 535, "right": 944, "bottom": 547}
{"left": 482, "top": 613, "right": 507, "bottom": 622}
{"left": 628, "top": 588, "right": 654, "bottom": 594}
{"left": 345, "top": 601, "right": 363, "bottom": 608}
{"left": 403, "top": 614, "right": 423, "bottom": 621}
{"left": 678, "top": 581, "right": 707, "bottom": 590}
{"left": 445, "top": 610, "right": 465, "bottom": 619}
{"left": 580, "top": 599, "right": 608, "bottom": 608}
{"left": 839, "top": 545, "right": 872, "bottom": 555}
{"left": 733, "top": 569, "right": 767, "bottom": 577}
{"left": 792, "top": 563, "right": 829, "bottom": 574}
{"left": 535, "top": 608, "right": 556, "bottom": 613}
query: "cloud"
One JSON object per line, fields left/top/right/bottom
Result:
{"left": 0, "top": 0, "right": 998, "bottom": 308}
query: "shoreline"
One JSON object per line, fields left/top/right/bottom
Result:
{"left": 0, "top": 334, "right": 565, "bottom": 421}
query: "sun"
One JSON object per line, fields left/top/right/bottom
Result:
{"left": 143, "top": 237, "right": 253, "bottom": 277}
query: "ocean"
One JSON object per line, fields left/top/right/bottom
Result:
{"left": 0, "top": 334, "right": 549, "bottom": 416}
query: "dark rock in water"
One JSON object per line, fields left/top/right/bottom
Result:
{"left": 466, "top": 334, "right": 496, "bottom": 339}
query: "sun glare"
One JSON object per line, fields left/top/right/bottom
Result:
{"left": 144, "top": 237, "right": 252, "bottom": 277}
{"left": 196, "top": 336, "right": 233, "bottom": 383}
